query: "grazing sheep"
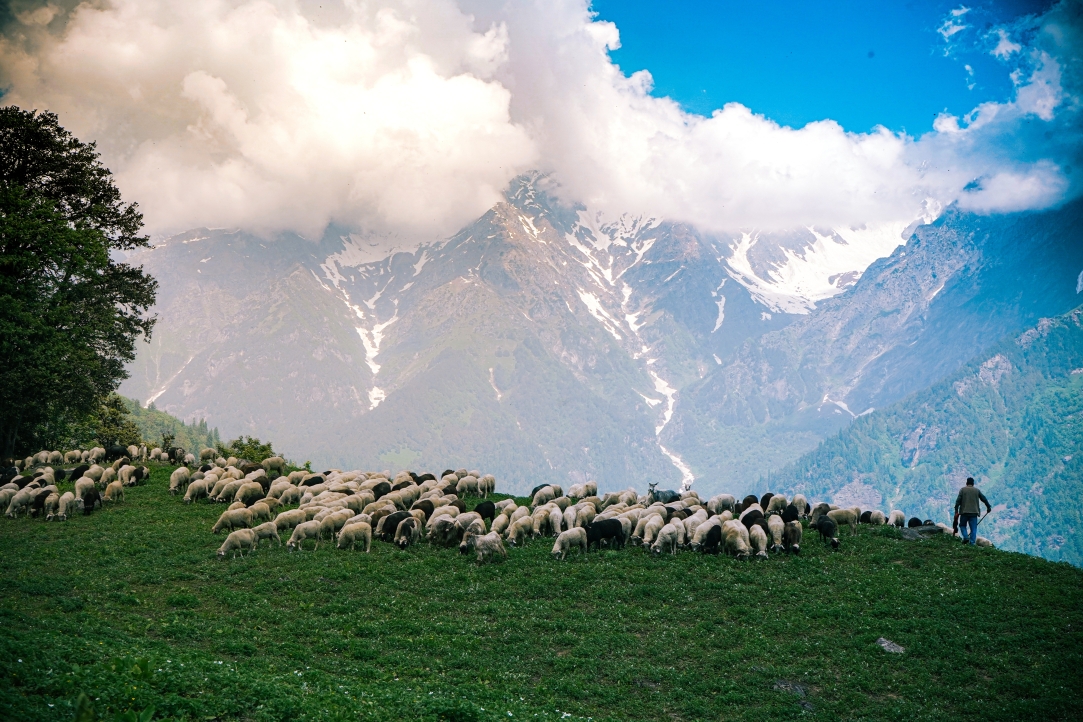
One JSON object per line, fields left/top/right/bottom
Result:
{"left": 249, "top": 521, "right": 281, "bottom": 546}
{"left": 690, "top": 516, "right": 723, "bottom": 551}
{"left": 749, "top": 524, "right": 769, "bottom": 559}
{"left": 708, "top": 494, "right": 736, "bottom": 515}
{"left": 200, "top": 448, "right": 216, "bottom": 462}
{"left": 169, "top": 467, "right": 190, "bottom": 496}
{"left": 722, "top": 520, "right": 751, "bottom": 560}
{"left": 907, "top": 517, "right": 923, "bottom": 528}
{"left": 104, "top": 480, "right": 125, "bottom": 503}
{"left": 461, "top": 531, "right": 507, "bottom": 564}
{"left": 651, "top": 522, "right": 680, "bottom": 555}
{"left": 99, "top": 467, "right": 118, "bottom": 487}
{"left": 262, "top": 456, "right": 287, "bottom": 474}
{"left": 766, "top": 495, "right": 788, "bottom": 516}
{"left": 428, "top": 515, "right": 461, "bottom": 547}
{"left": 249, "top": 501, "right": 274, "bottom": 524}
{"left": 976, "top": 536, "right": 993, "bottom": 548}
{"left": 587, "top": 518, "right": 625, "bottom": 550}
{"left": 552, "top": 528, "right": 588, "bottom": 560}
{"left": 505, "top": 516, "right": 535, "bottom": 547}
{"left": 43, "top": 492, "right": 60, "bottom": 519}
{"left": 56, "top": 491, "right": 77, "bottom": 521}
{"left": 394, "top": 517, "right": 420, "bottom": 549}
{"left": 812, "top": 516, "right": 840, "bottom": 549}
{"left": 531, "top": 485, "right": 556, "bottom": 508}
{"left": 218, "top": 528, "right": 259, "bottom": 558}
{"left": 236, "top": 481, "right": 265, "bottom": 506}
{"left": 783, "top": 520, "right": 802, "bottom": 554}
{"left": 827, "top": 508, "right": 859, "bottom": 535}
{"left": 869, "top": 510, "right": 886, "bottom": 525}
{"left": 338, "top": 522, "right": 372, "bottom": 551}
{"left": 548, "top": 506, "right": 564, "bottom": 537}
{"left": 74, "top": 477, "right": 96, "bottom": 501}
{"left": 767, "top": 514, "right": 785, "bottom": 553}
{"left": 212, "top": 508, "right": 253, "bottom": 534}
{"left": 641, "top": 515, "right": 666, "bottom": 547}
{"left": 64, "top": 450, "right": 82, "bottom": 464}
{"left": 274, "top": 508, "right": 307, "bottom": 531}
{"left": 888, "top": 510, "right": 905, "bottom": 527}
{"left": 288, "top": 520, "right": 324, "bottom": 551}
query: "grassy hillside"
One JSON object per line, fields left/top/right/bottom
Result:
{"left": 2, "top": 466, "right": 1082, "bottom": 721}
{"left": 769, "top": 306, "right": 1083, "bottom": 566}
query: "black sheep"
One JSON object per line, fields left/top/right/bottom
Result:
{"left": 415, "top": 473, "right": 437, "bottom": 483}
{"left": 450, "top": 499, "right": 466, "bottom": 513}
{"left": 760, "top": 492, "right": 774, "bottom": 509}
{"left": 441, "top": 469, "right": 456, "bottom": 480}
{"left": 395, "top": 518, "right": 418, "bottom": 549}
{"left": 30, "top": 488, "right": 52, "bottom": 516}
{"left": 82, "top": 488, "right": 102, "bottom": 514}
{"left": 129, "top": 467, "right": 147, "bottom": 485}
{"left": 379, "top": 511, "right": 411, "bottom": 541}
{"left": 740, "top": 508, "right": 764, "bottom": 530}
{"left": 370, "top": 481, "right": 391, "bottom": 500}
{"left": 410, "top": 499, "right": 435, "bottom": 521}
{"left": 69, "top": 464, "right": 90, "bottom": 482}
{"left": 813, "top": 516, "right": 839, "bottom": 549}
{"left": 700, "top": 524, "right": 723, "bottom": 554}
{"left": 0, "top": 467, "right": 19, "bottom": 485}
{"left": 391, "top": 480, "right": 414, "bottom": 491}
{"left": 781, "top": 504, "right": 800, "bottom": 523}
{"left": 741, "top": 494, "right": 760, "bottom": 510}
{"left": 859, "top": 510, "right": 872, "bottom": 524}
{"left": 473, "top": 501, "right": 496, "bottom": 524}
{"left": 104, "top": 445, "right": 128, "bottom": 462}
{"left": 440, "top": 484, "right": 458, "bottom": 496}
{"left": 199, "top": 464, "right": 213, "bottom": 472}
{"left": 922, "top": 519, "right": 934, "bottom": 526}
{"left": 586, "top": 519, "right": 624, "bottom": 550}
{"left": 529, "top": 483, "right": 549, "bottom": 499}
{"left": 907, "top": 517, "right": 923, "bottom": 528}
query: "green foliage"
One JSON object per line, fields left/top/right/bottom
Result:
{"left": 72, "top": 691, "right": 154, "bottom": 722}
{"left": 0, "top": 106, "right": 157, "bottom": 457}
{"left": 122, "top": 399, "right": 219, "bottom": 454}
{"left": 772, "top": 306, "right": 1083, "bottom": 566}
{"left": 96, "top": 394, "right": 144, "bottom": 449}
{"left": 1, "top": 464, "right": 1082, "bottom": 720}
{"left": 217, "top": 435, "right": 274, "bottom": 463}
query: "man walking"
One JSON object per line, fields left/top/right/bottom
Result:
{"left": 954, "top": 477, "right": 992, "bottom": 545}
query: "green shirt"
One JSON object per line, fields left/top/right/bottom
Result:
{"left": 955, "top": 486, "right": 991, "bottom": 515}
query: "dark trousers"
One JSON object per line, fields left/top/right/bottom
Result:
{"left": 960, "top": 513, "right": 978, "bottom": 544}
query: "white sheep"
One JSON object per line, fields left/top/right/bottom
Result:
{"left": 722, "top": 520, "right": 751, "bottom": 560}
{"left": 4, "top": 488, "right": 34, "bottom": 517}
{"left": 288, "top": 520, "right": 323, "bottom": 551}
{"left": 827, "top": 508, "right": 859, "bottom": 535}
{"left": 651, "top": 522, "right": 680, "bottom": 555}
{"left": 552, "top": 528, "right": 588, "bottom": 559}
{"left": 506, "top": 516, "right": 535, "bottom": 546}
{"left": 74, "top": 477, "right": 96, "bottom": 501}
{"left": 531, "top": 486, "right": 555, "bottom": 508}
{"left": 766, "top": 495, "right": 788, "bottom": 516}
{"left": 43, "top": 492, "right": 60, "bottom": 519}
{"left": 56, "top": 492, "right": 77, "bottom": 521}
{"left": 212, "top": 507, "right": 253, "bottom": 534}
{"left": 976, "top": 536, "right": 994, "bottom": 548}
{"left": 218, "top": 528, "right": 259, "bottom": 558}
{"left": 783, "top": 520, "right": 802, "bottom": 554}
{"left": 641, "top": 515, "right": 666, "bottom": 547}
{"left": 767, "top": 515, "right": 785, "bottom": 553}
{"left": 104, "top": 480, "right": 125, "bottom": 503}
{"left": 338, "top": 521, "right": 372, "bottom": 551}
{"left": 792, "top": 494, "right": 809, "bottom": 517}
{"left": 888, "top": 510, "right": 905, "bottom": 527}
{"left": 548, "top": 506, "right": 564, "bottom": 537}
{"left": 274, "top": 508, "right": 307, "bottom": 531}
{"left": 169, "top": 467, "right": 190, "bottom": 496}
{"left": 462, "top": 531, "right": 507, "bottom": 564}
{"left": 749, "top": 524, "right": 769, "bottom": 559}
{"left": 868, "top": 510, "right": 886, "bottom": 525}
{"left": 184, "top": 479, "right": 209, "bottom": 504}
{"left": 251, "top": 521, "right": 282, "bottom": 546}
{"left": 689, "top": 516, "right": 722, "bottom": 551}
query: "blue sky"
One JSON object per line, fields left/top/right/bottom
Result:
{"left": 591, "top": 0, "right": 1054, "bottom": 134}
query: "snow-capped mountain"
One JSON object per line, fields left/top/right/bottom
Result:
{"left": 119, "top": 174, "right": 1081, "bottom": 497}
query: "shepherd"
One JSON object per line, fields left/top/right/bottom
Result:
{"left": 953, "top": 477, "right": 992, "bottom": 545}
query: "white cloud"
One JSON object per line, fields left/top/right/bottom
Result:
{"left": 0, "top": 0, "right": 1079, "bottom": 245}
{"left": 991, "top": 28, "right": 1023, "bottom": 58}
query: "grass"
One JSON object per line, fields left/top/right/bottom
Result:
{"left": 2, "top": 465, "right": 1082, "bottom": 721}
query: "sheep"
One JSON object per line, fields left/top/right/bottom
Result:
{"left": 6, "top": 488, "right": 35, "bottom": 517}
{"left": 766, "top": 494, "right": 788, "bottom": 516}
{"left": 47, "top": 450, "right": 63, "bottom": 465}
{"left": 531, "top": 485, "right": 556, "bottom": 508}
{"left": 707, "top": 494, "right": 736, "bottom": 515}
{"left": 56, "top": 491, "right": 77, "bottom": 521}
{"left": 218, "top": 528, "right": 259, "bottom": 558}
{"left": 99, "top": 467, "right": 118, "bottom": 488}
{"left": 749, "top": 524, "right": 769, "bottom": 559}
{"left": 976, "top": 536, "right": 993, "bottom": 548}
{"left": 274, "top": 508, "right": 307, "bottom": 531}
{"left": 200, "top": 447, "right": 217, "bottom": 462}
{"left": 690, "top": 516, "right": 723, "bottom": 551}
{"left": 506, "top": 516, "right": 535, "bottom": 547}
{"left": 551, "top": 527, "right": 588, "bottom": 560}
{"left": 767, "top": 514, "right": 785, "bottom": 553}
{"left": 249, "top": 501, "right": 274, "bottom": 524}
{"left": 809, "top": 502, "right": 832, "bottom": 524}
{"left": 74, "top": 477, "right": 96, "bottom": 502}
{"left": 651, "top": 522, "right": 680, "bottom": 555}
{"left": 575, "top": 504, "right": 597, "bottom": 529}
{"left": 783, "top": 520, "right": 803, "bottom": 554}
{"left": 251, "top": 521, "right": 282, "bottom": 546}
{"left": 338, "top": 521, "right": 372, "bottom": 551}
{"left": 722, "top": 520, "right": 751, "bottom": 560}
{"left": 827, "top": 508, "right": 859, "bottom": 535}
{"left": 212, "top": 507, "right": 253, "bottom": 534}
{"left": 43, "top": 492, "right": 60, "bottom": 519}
{"left": 104, "top": 480, "right": 125, "bottom": 503}
{"left": 169, "top": 467, "right": 190, "bottom": 496}
{"left": 288, "top": 520, "right": 324, "bottom": 551}
{"left": 461, "top": 531, "right": 507, "bottom": 564}
{"left": 587, "top": 518, "right": 625, "bottom": 550}
{"left": 641, "top": 514, "right": 666, "bottom": 547}
{"left": 868, "top": 510, "right": 886, "bottom": 525}
{"left": 428, "top": 515, "right": 460, "bottom": 547}
{"left": 812, "top": 516, "right": 840, "bottom": 549}
{"left": 236, "top": 481, "right": 265, "bottom": 507}
{"left": 183, "top": 479, "right": 209, "bottom": 504}
{"left": 888, "top": 510, "right": 906, "bottom": 527}
{"left": 394, "top": 517, "right": 420, "bottom": 549}
{"left": 548, "top": 506, "right": 564, "bottom": 537}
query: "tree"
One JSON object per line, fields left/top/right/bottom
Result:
{"left": 217, "top": 436, "right": 276, "bottom": 463}
{"left": 95, "top": 394, "right": 143, "bottom": 449}
{"left": 0, "top": 107, "right": 157, "bottom": 458}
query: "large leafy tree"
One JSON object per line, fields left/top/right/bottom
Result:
{"left": 0, "top": 107, "right": 157, "bottom": 458}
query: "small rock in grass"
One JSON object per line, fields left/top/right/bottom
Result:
{"left": 877, "top": 637, "right": 905, "bottom": 654}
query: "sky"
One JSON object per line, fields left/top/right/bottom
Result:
{"left": 0, "top": 0, "right": 1079, "bottom": 245}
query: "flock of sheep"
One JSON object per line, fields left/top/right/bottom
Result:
{"left": 2, "top": 445, "right": 157, "bottom": 520}
{"left": 5, "top": 447, "right": 991, "bottom": 559}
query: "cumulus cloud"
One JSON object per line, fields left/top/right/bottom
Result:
{"left": 0, "top": 0, "right": 1079, "bottom": 244}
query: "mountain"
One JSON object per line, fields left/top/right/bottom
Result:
{"left": 768, "top": 306, "right": 1083, "bottom": 566}
{"left": 120, "top": 175, "right": 909, "bottom": 493}
{"left": 668, "top": 199, "right": 1083, "bottom": 492}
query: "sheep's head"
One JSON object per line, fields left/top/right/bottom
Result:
{"left": 830, "top": 538, "right": 840, "bottom": 549}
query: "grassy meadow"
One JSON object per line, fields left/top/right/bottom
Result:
{"left": 1, "top": 464, "right": 1082, "bottom": 721}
